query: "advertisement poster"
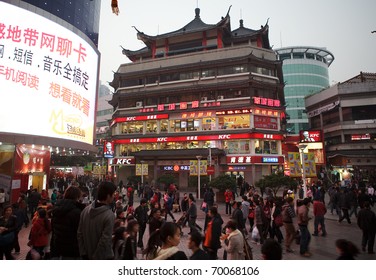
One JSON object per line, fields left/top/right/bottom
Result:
{"left": 304, "top": 152, "right": 317, "bottom": 177}
{"left": 287, "top": 152, "right": 302, "bottom": 177}
{"left": 13, "top": 144, "right": 50, "bottom": 175}
{"left": 135, "top": 164, "right": 148, "bottom": 176}
{"left": 189, "top": 160, "right": 207, "bottom": 176}
{"left": 0, "top": 2, "right": 98, "bottom": 145}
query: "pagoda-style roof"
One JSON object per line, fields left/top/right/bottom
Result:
{"left": 135, "top": 7, "right": 231, "bottom": 46}
{"left": 231, "top": 19, "right": 270, "bottom": 49}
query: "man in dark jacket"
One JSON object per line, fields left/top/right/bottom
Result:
{"left": 134, "top": 198, "right": 149, "bottom": 249}
{"left": 51, "top": 186, "right": 85, "bottom": 259}
{"left": 357, "top": 201, "right": 376, "bottom": 254}
{"left": 203, "top": 206, "right": 223, "bottom": 260}
{"left": 231, "top": 201, "right": 245, "bottom": 233}
{"left": 338, "top": 188, "right": 351, "bottom": 224}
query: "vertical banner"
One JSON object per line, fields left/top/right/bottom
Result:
{"left": 304, "top": 153, "right": 317, "bottom": 177}
{"left": 136, "top": 164, "right": 148, "bottom": 176}
{"left": 288, "top": 152, "right": 302, "bottom": 177}
{"left": 189, "top": 160, "right": 207, "bottom": 176}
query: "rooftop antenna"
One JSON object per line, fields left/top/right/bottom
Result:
{"left": 240, "top": 9, "right": 242, "bottom": 19}
{"left": 280, "top": 31, "right": 283, "bottom": 48}
{"left": 197, "top": 0, "right": 199, "bottom": 8}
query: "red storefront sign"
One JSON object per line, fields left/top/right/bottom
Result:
{"left": 14, "top": 145, "right": 51, "bottom": 174}
{"left": 254, "top": 116, "right": 278, "bottom": 130}
{"left": 114, "top": 133, "right": 284, "bottom": 144}
{"left": 226, "top": 155, "right": 284, "bottom": 165}
{"left": 299, "top": 130, "right": 322, "bottom": 143}
{"left": 252, "top": 97, "right": 281, "bottom": 107}
{"left": 109, "top": 157, "right": 135, "bottom": 165}
{"left": 207, "top": 165, "right": 215, "bottom": 175}
{"left": 111, "top": 114, "right": 169, "bottom": 126}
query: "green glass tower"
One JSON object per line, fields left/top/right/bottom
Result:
{"left": 275, "top": 46, "right": 334, "bottom": 134}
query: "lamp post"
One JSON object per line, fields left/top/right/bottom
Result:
{"left": 140, "top": 160, "right": 145, "bottom": 185}
{"left": 208, "top": 146, "right": 212, "bottom": 182}
{"left": 196, "top": 155, "right": 202, "bottom": 199}
{"left": 298, "top": 144, "right": 308, "bottom": 198}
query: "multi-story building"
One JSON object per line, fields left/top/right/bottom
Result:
{"left": 17, "top": 0, "right": 101, "bottom": 46}
{"left": 305, "top": 72, "right": 376, "bottom": 183}
{"left": 109, "top": 8, "right": 286, "bottom": 188}
{"left": 275, "top": 46, "right": 334, "bottom": 135}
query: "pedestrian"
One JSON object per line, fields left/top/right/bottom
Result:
{"left": 357, "top": 201, "right": 376, "bottom": 254}
{"left": 336, "top": 239, "right": 359, "bottom": 260}
{"left": 77, "top": 181, "right": 116, "bottom": 259}
{"left": 297, "top": 197, "right": 312, "bottom": 257}
{"left": 163, "top": 192, "right": 176, "bottom": 222}
{"left": 241, "top": 196, "right": 250, "bottom": 233}
{"left": 144, "top": 222, "right": 187, "bottom": 260}
{"left": 254, "top": 198, "right": 266, "bottom": 244}
{"left": 338, "top": 188, "right": 351, "bottom": 224}
{"left": 148, "top": 208, "right": 164, "bottom": 235}
{"left": 203, "top": 188, "right": 215, "bottom": 212}
{"left": 28, "top": 188, "right": 41, "bottom": 217}
{"left": 28, "top": 208, "right": 51, "bottom": 259}
{"left": 231, "top": 201, "right": 245, "bottom": 233}
{"left": 224, "top": 188, "right": 234, "bottom": 215}
{"left": 121, "top": 220, "right": 139, "bottom": 260}
{"left": 270, "top": 197, "right": 284, "bottom": 243}
{"left": 312, "top": 196, "right": 327, "bottom": 237}
{"left": 134, "top": 198, "right": 149, "bottom": 250}
{"left": 0, "top": 205, "right": 17, "bottom": 260}
{"left": 11, "top": 203, "right": 27, "bottom": 255}
{"left": 187, "top": 193, "right": 198, "bottom": 234}
{"left": 50, "top": 186, "right": 85, "bottom": 259}
{"left": 203, "top": 206, "right": 223, "bottom": 260}
{"left": 0, "top": 188, "right": 6, "bottom": 213}
{"left": 188, "top": 231, "right": 209, "bottom": 260}
{"left": 261, "top": 238, "right": 283, "bottom": 260}
{"left": 282, "top": 197, "right": 296, "bottom": 253}
{"left": 221, "top": 220, "right": 245, "bottom": 260}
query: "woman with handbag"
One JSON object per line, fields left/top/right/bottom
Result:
{"left": 0, "top": 205, "right": 17, "bottom": 260}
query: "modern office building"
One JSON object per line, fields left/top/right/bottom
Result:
{"left": 14, "top": 0, "right": 101, "bottom": 47}
{"left": 305, "top": 72, "right": 376, "bottom": 183}
{"left": 108, "top": 8, "right": 286, "bottom": 188}
{"left": 275, "top": 46, "right": 334, "bottom": 134}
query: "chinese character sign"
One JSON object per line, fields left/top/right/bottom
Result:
{"left": 189, "top": 160, "right": 207, "bottom": 176}
{"left": 136, "top": 164, "right": 148, "bottom": 176}
{"left": 288, "top": 152, "right": 302, "bottom": 177}
{"left": 0, "top": 2, "right": 98, "bottom": 145}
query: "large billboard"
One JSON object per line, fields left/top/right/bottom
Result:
{"left": 0, "top": 2, "right": 98, "bottom": 145}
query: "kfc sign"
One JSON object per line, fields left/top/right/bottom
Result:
{"left": 299, "top": 130, "right": 322, "bottom": 143}
{"left": 109, "top": 157, "right": 135, "bottom": 165}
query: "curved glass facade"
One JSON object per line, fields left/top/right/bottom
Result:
{"left": 275, "top": 46, "right": 334, "bottom": 134}
{"left": 20, "top": 0, "right": 100, "bottom": 47}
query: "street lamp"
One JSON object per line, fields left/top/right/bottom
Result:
{"left": 208, "top": 146, "right": 212, "bottom": 182}
{"left": 298, "top": 144, "right": 308, "bottom": 197}
{"left": 140, "top": 160, "right": 145, "bottom": 186}
{"left": 196, "top": 155, "right": 202, "bottom": 199}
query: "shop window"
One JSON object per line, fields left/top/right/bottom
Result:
{"left": 203, "top": 117, "right": 215, "bottom": 130}
{"left": 123, "top": 121, "right": 143, "bottom": 134}
{"left": 160, "top": 120, "right": 168, "bottom": 132}
{"left": 146, "top": 120, "right": 157, "bottom": 134}
{"left": 218, "top": 115, "right": 250, "bottom": 130}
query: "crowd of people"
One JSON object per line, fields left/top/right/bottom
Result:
{"left": 0, "top": 178, "right": 375, "bottom": 260}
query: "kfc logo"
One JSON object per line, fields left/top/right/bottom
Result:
{"left": 300, "top": 130, "right": 322, "bottom": 142}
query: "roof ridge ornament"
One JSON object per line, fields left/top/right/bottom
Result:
{"left": 195, "top": 7, "right": 200, "bottom": 18}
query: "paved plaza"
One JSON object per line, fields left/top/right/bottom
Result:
{"left": 10, "top": 192, "right": 376, "bottom": 261}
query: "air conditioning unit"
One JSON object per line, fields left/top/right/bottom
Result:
{"left": 218, "top": 95, "right": 224, "bottom": 100}
{"left": 136, "top": 101, "right": 143, "bottom": 107}
{"left": 201, "top": 97, "right": 207, "bottom": 101}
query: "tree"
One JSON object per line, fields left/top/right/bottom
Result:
{"left": 208, "top": 174, "right": 236, "bottom": 192}
{"left": 255, "top": 172, "right": 298, "bottom": 197}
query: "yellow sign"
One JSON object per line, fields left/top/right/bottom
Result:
{"left": 136, "top": 164, "right": 148, "bottom": 176}
{"left": 189, "top": 160, "right": 207, "bottom": 176}
{"left": 287, "top": 152, "right": 302, "bottom": 177}
{"left": 304, "top": 153, "right": 317, "bottom": 177}
{"left": 93, "top": 166, "right": 106, "bottom": 175}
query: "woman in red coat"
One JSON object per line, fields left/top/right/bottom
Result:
{"left": 224, "top": 189, "right": 234, "bottom": 215}
{"left": 29, "top": 208, "right": 51, "bottom": 258}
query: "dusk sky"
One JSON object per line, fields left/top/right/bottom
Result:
{"left": 98, "top": 0, "right": 376, "bottom": 88}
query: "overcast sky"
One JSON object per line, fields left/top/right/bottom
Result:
{"left": 98, "top": 0, "right": 376, "bottom": 88}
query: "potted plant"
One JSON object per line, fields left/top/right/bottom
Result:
{"left": 208, "top": 174, "right": 236, "bottom": 203}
